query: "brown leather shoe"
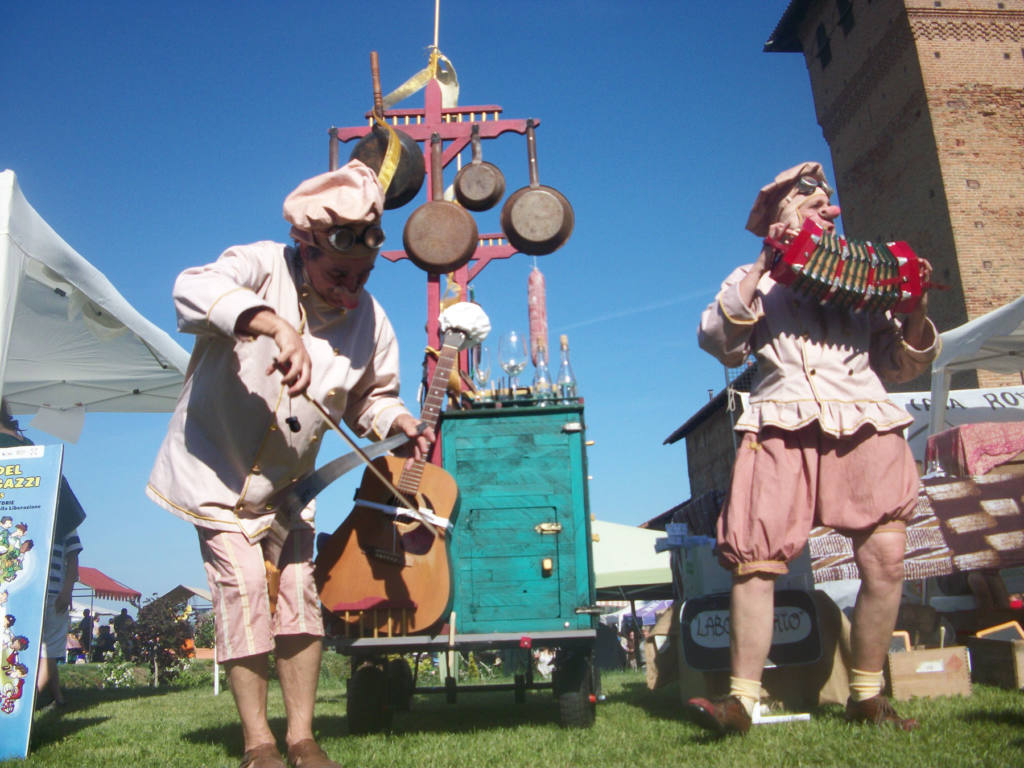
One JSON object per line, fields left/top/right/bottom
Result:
{"left": 286, "top": 739, "right": 342, "bottom": 768}
{"left": 845, "top": 694, "right": 919, "bottom": 731}
{"left": 685, "top": 695, "right": 752, "bottom": 736}
{"left": 239, "top": 743, "right": 286, "bottom": 768}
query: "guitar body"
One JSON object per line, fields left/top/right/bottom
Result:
{"left": 312, "top": 303, "right": 489, "bottom": 639}
{"left": 315, "top": 455, "right": 458, "bottom": 636}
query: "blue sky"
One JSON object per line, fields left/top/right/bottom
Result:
{"left": 3, "top": 1, "right": 836, "bottom": 604}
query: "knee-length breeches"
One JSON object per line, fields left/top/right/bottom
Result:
{"left": 716, "top": 424, "right": 919, "bottom": 577}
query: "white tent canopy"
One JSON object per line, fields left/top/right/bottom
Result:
{"left": 0, "top": 170, "right": 189, "bottom": 440}
{"left": 929, "top": 294, "right": 1024, "bottom": 437}
{"left": 592, "top": 520, "right": 673, "bottom": 600}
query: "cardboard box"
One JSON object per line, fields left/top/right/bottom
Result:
{"left": 887, "top": 646, "right": 972, "bottom": 700}
{"left": 967, "top": 636, "right": 1024, "bottom": 689}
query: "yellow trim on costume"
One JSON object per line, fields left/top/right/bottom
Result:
{"left": 233, "top": 385, "right": 289, "bottom": 515}
{"left": 370, "top": 402, "right": 407, "bottom": 440}
{"left": 206, "top": 286, "right": 250, "bottom": 326}
{"left": 734, "top": 560, "right": 789, "bottom": 576}
{"left": 146, "top": 484, "right": 239, "bottom": 527}
{"left": 292, "top": 532, "right": 308, "bottom": 634}
{"left": 223, "top": 534, "right": 258, "bottom": 656}
{"left": 717, "top": 295, "right": 758, "bottom": 326}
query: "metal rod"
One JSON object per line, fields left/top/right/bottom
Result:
{"left": 302, "top": 393, "right": 439, "bottom": 538}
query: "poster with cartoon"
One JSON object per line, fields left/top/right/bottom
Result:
{"left": 0, "top": 442, "right": 61, "bottom": 761}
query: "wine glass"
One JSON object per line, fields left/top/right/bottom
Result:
{"left": 498, "top": 330, "right": 529, "bottom": 399}
{"left": 473, "top": 346, "right": 492, "bottom": 403}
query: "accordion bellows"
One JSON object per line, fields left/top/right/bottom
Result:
{"left": 766, "top": 220, "right": 924, "bottom": 314}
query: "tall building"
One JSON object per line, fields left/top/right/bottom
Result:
{"left": 766, "top": 0, "right": 1024, "bottom": 342}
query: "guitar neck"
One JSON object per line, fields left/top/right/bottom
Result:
{"left": 397, "top": 330, "right": 464, "bottom": 496}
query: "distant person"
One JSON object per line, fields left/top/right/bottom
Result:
{"left": 688, "top": 162, "right": 938, "bottom": 735}
{"left": 77, "top": 609, "right": 93, "bottom": 658}
{"left": 113, "top": 607, "right": 135, "bottom": 655}
{"left": 146, "top": 160, "right": 433, "bottom": 768}
{"left": 0, "top": 399, "right": 86, "bottom": 707}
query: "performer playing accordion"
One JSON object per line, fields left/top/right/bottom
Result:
{"left": 688, "top": 162, "right": 939, "bottom": 736}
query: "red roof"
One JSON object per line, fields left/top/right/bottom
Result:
{"left": 77, "top": 566, "right": 141, "bottom": 603}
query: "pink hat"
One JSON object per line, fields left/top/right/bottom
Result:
{"left": 745, "top": 162, "right": 833, "bottom": 237}
{"left": 283, "top": 159, "right": 385, "bottom": 246}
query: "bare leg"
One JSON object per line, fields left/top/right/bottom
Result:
{"left": 275, "top": 634, "right": 321, "bottom": 749}
{"left": 35, "top": 657, "right": 63, "bottom": 704}
{"left": 226, "top": 653, "right": 276, "bottom": 752}
{"left": 850, "top": 528, "right": 906, "bottom": 672}
{"left": 730, "top": 573, "right": 777, "bottom": 681}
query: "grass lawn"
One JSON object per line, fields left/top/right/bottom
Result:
{"left": 6, "top": 661, "right": 1024, "bottom": 768}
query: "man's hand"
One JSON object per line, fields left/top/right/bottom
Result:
{"left": 903, "top": 257, "right": 934, "bottom": 350}
{"left": 391, "top": 413, "right": 436, "bottom": 463}
{"left": 236, "top": 308, "right": 312, "bottom": 395}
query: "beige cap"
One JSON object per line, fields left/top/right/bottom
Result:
{"left": 745, "top": 161, "right": 832, "bottom": 237}
{"left": 283, "top": 159, "right": 384, "bottom": 246}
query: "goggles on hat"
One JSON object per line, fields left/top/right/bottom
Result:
{"left": 795, "top": 175, "right": 833, "bottom": 198}
{"left": 327, "top": 224, "right": 386, "bottom": 253}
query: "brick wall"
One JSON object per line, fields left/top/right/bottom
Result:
{"left": 784, "top": 0, "right": 1023, "bottom": 337}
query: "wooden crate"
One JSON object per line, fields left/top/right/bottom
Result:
{"left": 887, "top": 647, "right": 972, "bottom": 700}
{"left": 967, "top": 636, "right": 1024, "bottom": 689}
{"left": 441, "top": 405, "right": 595, "bottom": 634}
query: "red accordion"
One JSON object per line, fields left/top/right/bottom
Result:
{"left": 765, "top": 220, "right": 923, "bottom": 314}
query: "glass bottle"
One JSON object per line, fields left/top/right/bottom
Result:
{"left": 532, "top": 342, "right": 554, "bottom": 406}
{"left": 556, "top": 334, "right": 577, "bottom": 404}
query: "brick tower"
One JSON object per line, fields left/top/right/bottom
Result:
{"left": 766, "top": 0, "right": 1024, "bottom": 341}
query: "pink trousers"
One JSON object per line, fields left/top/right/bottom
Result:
{"left": 197, "top": 526, "right": 324, "bottom": 663}
{"left": 717, "top": 425, "right": 918, "bottom": 577}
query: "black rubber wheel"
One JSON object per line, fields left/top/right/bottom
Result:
{"left": 444, "top": 675, "right": 457, "bottom": 704}
{"left": 347, "top": 663, "right": 392, "bottom": 734}
{"left": 386, "top": 657, "right": 414, "bottom": 711}
{"left": 554, "top": 650, "right": 596, "bottom": 728}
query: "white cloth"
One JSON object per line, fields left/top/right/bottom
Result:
{"left": 147, "top": 241, "right": 411, "bottom": 542}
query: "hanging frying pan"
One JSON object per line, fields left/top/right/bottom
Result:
{"left": 403, "top": 133, "right": 479, "bottom": 274}
{"left": 349, "top": 52, "right": 425, "bottom": 210}
{"left": 454, "top": 123, "right": 506, "bottom": 212}
{"left": 500, "top": 119, "right": 574, "bottom": 256}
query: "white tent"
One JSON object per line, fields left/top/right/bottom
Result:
{"left": 592, "top": 520, "right": 673, "bottom": 600}
{"left": 928, "top": 295, "right": 1024, "bottom": 438}
{"left": 0, "top": 170, "right": 189, "bottom": 441}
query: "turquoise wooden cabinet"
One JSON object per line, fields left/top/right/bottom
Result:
{"left": 440, "top": 404, "right": 596, "bottom": 634}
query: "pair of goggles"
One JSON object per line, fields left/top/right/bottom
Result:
{"left": 795, "top": 175, "right": 834, "bottom": 198}
{"left": 327, "top": 224, "right": 386, "bottom": 253}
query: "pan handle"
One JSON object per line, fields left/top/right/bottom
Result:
{"left": 429, "top": 133, "right": 443, "bottom": 201}
{"left": 370, "top": 51, "right": 384, "bottom": 119}
{"left": 525, "top": 118, "right": 540, "bottom": 189}
{"left": 470, "top": 123, "right": 482, "bottom": 164}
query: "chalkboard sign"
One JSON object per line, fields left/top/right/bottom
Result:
{"left": 680, "top": 589, "right": 821, "bottom": 671}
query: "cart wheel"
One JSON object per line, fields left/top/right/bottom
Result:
{"left": 514, "top": 673, "right": 527, "bottom": 704}
{"left": 387, "top": 657, "right": 414, "bottom": 712}
{"left": 444, "top": 675, "right": 457, "bottom": 704}
{"left": 554, "top": 651, "right": 596, "bottom": 729}
{"left": 347, "top": 663, "right": 392, "bottom": 734}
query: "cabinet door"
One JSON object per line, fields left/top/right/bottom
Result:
{"left": 459, "top": 504, "right": 563, "bottom": 622}
{"left": 444, "top": 411, "right": 588, "bottom": 632}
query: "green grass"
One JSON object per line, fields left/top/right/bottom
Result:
{"left": 7, "top": 663, "right": 1024, "bottom": 768}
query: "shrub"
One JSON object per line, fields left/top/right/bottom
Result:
{"left": 193, "top": 612, "right": 215, "bottom": 649}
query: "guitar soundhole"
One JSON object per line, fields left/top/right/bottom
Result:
{"left": 391, "top": 495, "right": 436, "bottom": 556}
{"left": 400, "top": 524, "right": 434, "bottom": 555}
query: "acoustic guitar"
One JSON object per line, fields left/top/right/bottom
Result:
{"left": 314, "top": 304, "right": 488, "bottom": 637}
